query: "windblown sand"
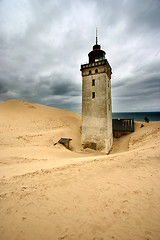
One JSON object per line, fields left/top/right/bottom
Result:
{"left": 0, "top": 100, "right": 160, "bottom": 240}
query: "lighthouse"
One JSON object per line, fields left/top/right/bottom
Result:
{"left": 80, "top": 33, "right": 113, "bottom": 153}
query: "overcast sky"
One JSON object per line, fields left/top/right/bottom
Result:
{"left": 0, "top": 0, "right": 160, "bottom": 112}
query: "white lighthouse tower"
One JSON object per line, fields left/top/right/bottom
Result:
{"left": 80, "top": 33, "right": 113, "bottom": 153}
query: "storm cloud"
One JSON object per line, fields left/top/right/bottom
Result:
{"left": 0, "top": 0, "right": 160, "bottom": 112}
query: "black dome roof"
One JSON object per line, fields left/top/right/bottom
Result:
{"left": 93, "top": 44, "right": 101, "bottom": 50}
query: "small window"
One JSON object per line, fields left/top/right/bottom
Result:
{"left": 92, "top": 92, "right": 95, "bottom": 98}
{"left": 95, "top": 69, "right": 98, "bottom": 73}
{"left": 92, "top": 79, "right": 95, "bottom": 86}
{"left": 91, "top": 142, "right": 96, "bottom": 150}
{"left": 89, "top": 70, "right": 91, "bottom": 74}
{"left": 109, "top": 104, "right": 110, "bottom": 111}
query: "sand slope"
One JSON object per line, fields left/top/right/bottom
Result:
{"left": 0, "top": 99, "right": 82, "bottom": 151}
{"left": 0, "top": 100, "right": 160, "bottom": 240}
{"left": 0, "top": 100, "right": 91, "bottom": 178}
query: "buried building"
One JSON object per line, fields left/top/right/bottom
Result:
{"left": 80, "top": 34, "right": 113, "bottom": 153}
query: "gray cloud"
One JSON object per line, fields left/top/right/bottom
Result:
{"left": 51, "top": 82, "right": 81, "bottom": 97}
{"left": 0, "top": 0, "right": 160, "bottom": 112}
{"left": 0, "top": 81, "right": 8, "bottom": 94}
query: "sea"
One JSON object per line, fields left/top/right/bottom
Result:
{"left": 112, "top": 112, "right": 160, "bottom": 122}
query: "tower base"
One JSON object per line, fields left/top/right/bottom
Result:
{"left": 82, "top": 135, "right": 113, "bottom": 154}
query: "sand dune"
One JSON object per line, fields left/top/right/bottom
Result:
{"left": 0, "top": 100, "right": 160, "bottom": 240}
{"left": 0, "top": 99, "right": 82, "bottom": 150}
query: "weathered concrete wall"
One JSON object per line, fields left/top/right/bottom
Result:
{"left": 81, "top": 63, "right": 113, "bottom": 153}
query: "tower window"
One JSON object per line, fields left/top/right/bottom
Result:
{"left": 89, "top": 70, "right": 92, "bottom": 74}
{"left": 95, "top": 69, "right": 98, "bottom": 73}
{"left": 92, "top": 92, "right": 95, "bottom": 98}
{"left": 92, "top": 79, "right": 95, "bottom": 86}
